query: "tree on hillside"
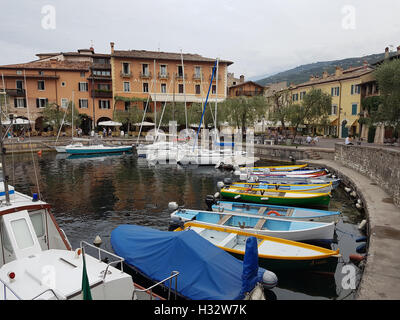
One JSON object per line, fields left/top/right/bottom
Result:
{"left": 219, "top": 95, "right": 268, "bottom": 134}
{"left": 372, "top": 59, "right": 400, "bottom": 134}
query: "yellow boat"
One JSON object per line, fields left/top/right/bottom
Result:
{"left": 230, "top": 182, "right": 333, "bottom": 193}
{"left": 239, "top": 164, "right": 308, "bottom": 172}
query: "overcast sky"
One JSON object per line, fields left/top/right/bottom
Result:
{"left": 1, "top": 0, "right": 399, "bottom": 80}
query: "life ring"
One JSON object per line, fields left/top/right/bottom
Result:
{"left": 266, "top": 210, "right": 281, "bottom": 216}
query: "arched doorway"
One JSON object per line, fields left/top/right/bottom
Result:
{"left": 79, "top": 114, "right": 92, "bottom": 135}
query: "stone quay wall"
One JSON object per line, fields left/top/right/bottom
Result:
{"left": 335, "top": 144, "right": 400, "bottom": 207}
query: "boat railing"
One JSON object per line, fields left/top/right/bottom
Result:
{"left": 80, "top": 241, "right": 125, "bottom": 280}
{"left": 60, "top": 228, "right": 73, "bottom": 249}
{"left": 134, "top": 271, "right": 179, "bottom": 300}
{"left": 1, "top": 278, "right": 61, "bottom": 300}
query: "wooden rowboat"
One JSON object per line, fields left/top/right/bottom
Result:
{"left": 220, "top": 186, "right": 331, "bottom": 207}
{"left": 177, "top": 222, "right": 341, "bottom": 271}
{"left": 171, "top": 208, "right": 336, "bottom": 242}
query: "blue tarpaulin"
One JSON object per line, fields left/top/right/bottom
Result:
{"left": 111, "top": 224, "right": 266, "bottom": 300}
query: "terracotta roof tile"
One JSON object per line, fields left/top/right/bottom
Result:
{"left": 0, "top": 60, "right": 91, "bottom": 71}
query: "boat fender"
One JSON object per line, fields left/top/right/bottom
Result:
{"left": 168, "top": 216, "right": 184, "bottom": 231}
{"left": 168, "top": 202, "right": 179, "bottom": 211}
{"left": 357, "top": 199, "right": 362, "bottom": 204}
{"left": 93, "top": 235, "right": 102, "bottom": 247}
{"left": 349, "top": 254, "right": 365, "bottom": 264}
{"left": 344, "top": 187, "right": 352, "bottom": 193}
{"left": 350, "top": 191, "right": 357, "bottom": 198}
{"left": 358, "top": 219, "right": 367, "bottom": 230}
{"left": 356, "top": 203, "right": 363, "bottom": 210}
{"left": 217, "top": 181, "right": 225, "bottom": 190}
{"left": 261, "top": 197, "right": 269, "bottom": 201}
{"left": 356, "top": 236, "right": 368, "bottom": 243}
{"left": 234, "top": 195, "right": 241, "bottom": 199}
{"left": 267, "top": 210, "right": 281, "bottom": 216}
{"left": 234, "top": 170, "right": 241, "bottom": 176}
{"left": 262, "top": 270, "right": 278, "bottom": 289}
{"left": 214, "top": 192, "right": 220, "bottom": 199}
{"left": 356, "top": 243, "right": 367, "bottom": 254}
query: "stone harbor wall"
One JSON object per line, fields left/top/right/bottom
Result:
{"left": 335, "top": 144, "right": 400, "bottom": 207}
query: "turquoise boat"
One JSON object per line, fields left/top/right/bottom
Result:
{"left": 170, "top": 208, "right": 336, "bottom": 242}
{"left": 65, "top": 144, "right": 132, "bottom": 155}
{"left": 230, "top": 182, "right": 333, "bottom": 193}
{"left": 210, "top": 200, "right": 341, "bottom": 222}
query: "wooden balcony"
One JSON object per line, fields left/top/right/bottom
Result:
{"left": 91, "top": 89, "right": 113, "bottom": 98}
{"left": 5, "top": 89, "right": 26, "bottom": 97}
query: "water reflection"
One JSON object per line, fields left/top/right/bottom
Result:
{"left": 8, "top": 152, "right": 364, "bottom": 300}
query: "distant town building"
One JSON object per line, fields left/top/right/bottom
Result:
{"left": 227, "top": 80, "right": 265, "bottom": 98}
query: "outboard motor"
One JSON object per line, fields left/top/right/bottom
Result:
{"left": 223, "top": 178, "right": 233, "bottom": 186}
{"left": 168, "top": 215, "right": 184, "bottom": 231}
{"left": 205, "top": 194, "right": 217, "bottom": 211}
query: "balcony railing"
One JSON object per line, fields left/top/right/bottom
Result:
{"left": 140, "top": 71, "right": 152, "bottom": 79}
{"left": 91, "top": 89, "right": 113, "bottom": 98}
{"left": 175, "top": 73, "right": 187, "bottom": 80}
{"left": 192, "top": 73, "right": 204, "bottom": 81}
{"left": 5, "top": 89, "right": 26, "bottom": 97}
{"left": 158, "top": 72, "right": 169, "bottom": 79}
{"left": 120, "top": 71, "right": 132, "bottom": 78}
{"left": 209, "top": 74, "right": 222, "bottom": 81}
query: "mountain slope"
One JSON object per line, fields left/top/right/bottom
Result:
{"left": 255, "top": 53, "right": 386, "bottom": 86}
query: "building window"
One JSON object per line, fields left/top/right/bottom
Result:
{"left": 292, "top": 93, "right": 299, "bottom": 101}
{"left": 99, "top": 100, "right": 110, "bottom": 109}
{"left": 194, "top": 66, "right": 201, "bottom": 78}
{"left": 123, "top": 82, "right": 130, "bottom": 92}
{"left": 80, "top": 72, "right": 85, "bottom": 77}
{"left": 122, "top": 63, "right": 130, "bottom": 75}
{"left": 212, "top": 85, "right": 216, "bottom": 94}
{"left": 331, "top": 87, "right": 340, "bottom": 96}
{"left": 142, "top": 64, "right": 149, "bottom": 76}
{"left": 61, "top": 81, "right": 66, "bottom": 87}
{"left": 79, "top": 99, "right": 88, "bottom": 109}
{"left": 16, "top": 70, "right": 22, "bottom": 75}
{"left": 61, "top": 98, "right": 68, "bottom": 108}
{"left": 143, "top": 83, "right": 149, "bottom": 93}
{"left": 178, "top": 84, "right": 184, "bottom": 94}
{"left": 38, "top": 71, "right": 44, "bottom": 76}
{"left": 351, "top": 84, "right": 360, "bottom": 95}
{"left": 78, "top": 82, "right": 88, "bottom": 92}
{"left": 300, "top": 91, "right": 306, "bottom": 100}
{"left": 352, "top": 103, "right": 358, "bottom": 115}
{"left": 161, "top": 83, "right": 167, "bottom": 93}
{"left": 331, "top": 104, "right": 337, "bottom": 115}
{"left": 14, "top": 98, "right": 26, "bottom": 108}
{"left": 36, "top": 98, "right": 48, "bottom": 108}
{"left": 177, "top": 66, "right": 183, "bottom": 77}
{"left": 124, "top": 101, "right": 130, "bottom": 111}
{"left": 98, "top": 84, "right": 111, "bottom": 90}
{"left": 195, "top": 84, "right": 201, "bottom": 95}
{"left": 160, "top": 65, "right": 167, "bottom": 76}
{"left": 16, "top": 80, "right": 24, "bottom": 90}
{"left": 38, "top": 80, "right": 45, "bottom": 91}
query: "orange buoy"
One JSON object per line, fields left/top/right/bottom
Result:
{"left": 37, "top": 150, "right": 42, "bottom": 156}
{"left": 349, "top": 254, "right": 365, "bottom": 264}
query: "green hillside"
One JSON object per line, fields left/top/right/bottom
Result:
{"left": 256, "top": 53, "right": 387, "bottom": 86}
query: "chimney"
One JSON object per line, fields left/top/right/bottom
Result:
{"left": 240, "top": 75, "right": 245, "bottom": 83}
{"left": 110, "top": 42, "right": 115, "bottom": 54}
{"left": 363, "top": 60, "right": 368, "bottom": 69}
{"left": 322, "top": 71, "right": 329, "bottom": 79}
{"left": 385, "top": 47, "right": 390, "bottom": 60}
{"left": 89, "top": 46, "right": 94, "bottom": 53}
{"left": 309, "top": 75, "right": 315, "bottom": 81}
{"left": 397, "top": 46, "right": 400, "bottom": 56}
{"left": 335, "top": 66, "right": 343, "bottom": 77}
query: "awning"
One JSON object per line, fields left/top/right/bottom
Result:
{"left": 349, "top": 119, "right": 358, "bottom": 127}
{"left": 98, "top": 121, "right": 122, "bottom": 126}
{"left": 133, "top": 121, "right": 155, "bottom": 126}
{"left": 330, "top": 118, "right": 339, "bottom": 126}
{"left": 2, "top": 118, "right": 34, "bottom": 125}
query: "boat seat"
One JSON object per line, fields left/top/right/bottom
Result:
{"left": 258, "top": 207, "right": 267, "bottom": 215}
{"left": 218, "top": 214, "right": 232, "bottom": 225}
{"left": 254, "top": 218, "right": 267, "bottom": 230}
{"left": 287, "top": 208, "right": 294, "bottom": 217}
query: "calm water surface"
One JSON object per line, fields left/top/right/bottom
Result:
{"left": 8, "top": 151, "right": 366, "bottom": 300}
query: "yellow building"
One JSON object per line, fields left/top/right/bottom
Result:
{"left": 289, "top": 62, "right": 374, "bottom": 138}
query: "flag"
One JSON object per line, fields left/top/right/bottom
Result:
{"left": 81, "top": 247, "right": 93, "bottom": 300}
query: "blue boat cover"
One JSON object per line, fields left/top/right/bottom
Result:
{"left": 111, "top": 224, "right": 266, "bottom": 300}
{"left": 239, "top": 237, "right": 260, "bottom": 298}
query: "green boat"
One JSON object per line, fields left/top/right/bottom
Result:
{"left": 220, "top": 186, "right": 331, "bottom": 207}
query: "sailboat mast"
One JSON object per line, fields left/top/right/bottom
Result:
{"left": 214, "top": 58, "right": 219, "bottom": 130}
{"left": 153, "top": 59, "right": 157, "bottom": 137}
{"left": 0, "top": 78, "right": 11, "bottom": 205}
{"left": 71, "top": 91, "right": 74, "bottom": 138}
{"left": 180, "top": 50, "right": 188, "bottom": 132}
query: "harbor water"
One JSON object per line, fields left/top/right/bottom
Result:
{"left": 9, "top": 151, "right": 366, "bottom": 300}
